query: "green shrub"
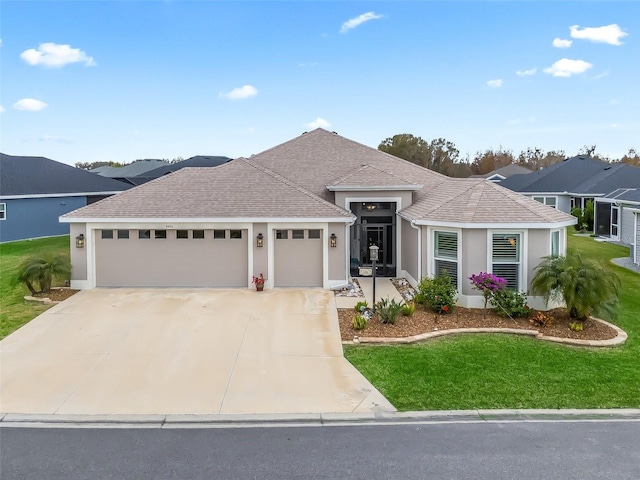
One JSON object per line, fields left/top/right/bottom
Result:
{"left": 570, "top": 200, "right": 594, "bottom": 231}
{"left": 416, "top": 272, "right": 457, "bottom": 314}
{"left": 354, "top": 300, "right": 369, "bottom": 313}
{"left": 14, "top": 253, "right": 71, "bottom": 295}
{"left": 570, "top": 321, "right": 584, "bottom": 332}
{"left": 352, "top": 314, "right": 367, "bottom": 330}
{"left": 529, "top": 311, "right": 553, "bottom": 328}
{"left": 376, "top": 297, "right": 405, "bottom": 324}
{"left": 490, "top": 289, "right": 530, "bottom": 318}
{"left": 401, "top": 302, "right": 415, "bottom": 316}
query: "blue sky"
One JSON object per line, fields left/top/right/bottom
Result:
{"left": 2, "top": 1, "right": 638, "bottom": 166}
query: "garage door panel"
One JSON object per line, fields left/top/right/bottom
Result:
{"left": 96, "top": 230, "right": 247, "bottom": 287}
{"left": 274, "top": 230, "right": 323, "bottom": 287}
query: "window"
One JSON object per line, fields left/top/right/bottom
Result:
{"left": 213, "top": 230, "right": 226, "bottom": 239}
{"left": 491, "top": 233, "right": 521, "bottom": 290}
{"left": 308, "top": 229, "right": 321, "bottom": 239}
{"left": 155, "top": 230, "right": 167, "bottom": 239}
{"left": 433, "top": 231, "right": 458, "bottom": 287}
{"left": 117, "top": 230, "right": 129, "bottom": 239}
{"left": 101, "top": 230, "right": 114, "bottom": 239}
{"left": 177, "top": 230, "right": 189, "bottom": 239}
{"left": 551, "top": 230, "right": 560, "bottom": 256}
{"left": 193, "top": 230, "right": 205, "bottom": 239}
{"left": 292, "top": 229, "right": 304, "bottom": 239}
{"left": 276, "top": 230, "right": 288, "bottom": 239}
{"left": 0, "top": 203, "right": 5, "bottom": 220}
{"left": 139, "top": 230, "right": 151, "bottom": 239}
{"left": 532, "top": 196, "right": 557, "bottom": 209}
{"left": 230, "top": 230, "right": 242, "bottom": 239}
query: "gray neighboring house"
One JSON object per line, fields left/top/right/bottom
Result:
{"left": 90, "top": 159, "right": 170, "bottom": 185}
{"left": 469, "top": 164, "right": 533, "bottom": 183}
{"left": 500, "top": 156, "right": 640, "bottom": 214}
{"left": 61, "top": 129, "right": 575, "bottom": 309}
{"left": 125, "top": 155, "right": 233, "bottom": 185}
{"left": 0, "top": 153, "right": 129, "bottom": 243}
{"left": 594, "top": 188, "right": 640, "bottom": 263}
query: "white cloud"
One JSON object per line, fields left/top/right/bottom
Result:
{"left": 593, "top": 71, "right": 609, "bottom": 80}
{"left": 298, "top": 62, "right": 318, "bottom": 67}
{"left": 552, "top": 38, "right": 573, "bottom": 48}
{"left": 20, "top": 42, "right": 96, "bottom": 68}
{"left": 543, "top": 58, "right": 592, "bottom": 77}
{"left": 570, "top": 24, "right": 627, "bottom": 45}
{"left": 516, "top": 68, "right": 537, "bottom": 76}
{"left": 13, "top": 98, "right": 48, "bottom": 111}
{"left": 220, "top": 85, "right": 258, "bottom": 100}
{"left": 487, "top": 79, "right": 503, "bottom": 88}
{"left": 340, "top": 12, "right": 383, "bottom": 33}
{"left": 0, "top": 105, "right": 4, "bottom": 113}
{"left": 39, "top": 134, "right": 72, "bottom": 144}
{"left": 306, "top": 117, "right": 331, "bottom": 129}
{"left": 609, "top": 99, "right": 619, "bottom": 105}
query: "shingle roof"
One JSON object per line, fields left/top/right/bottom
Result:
{"left": 0, "top": 153, "right": 130, "bottom": 197}
{"left": 401, "top": 178, "right": 573, "bottom": 224}
{"left": 328, "top": 164, "right": 422, "bottom": 190}
{"left": 91, "top": 159, "right": 170, "bottom": 178}
{"left": 603, "top": 188, "right": 640, "bottom": 204}
{"left": 500, "top": 156, "right": 640, "bottom": 195}
{"left": 141, "top": 155, "right": 232, "bottom": 178}
{"left": 63, "top": 157, "right": 353, "bottom": 219}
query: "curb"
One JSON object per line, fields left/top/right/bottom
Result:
{"left": 2, "top": 409, "right": 640, "bottom": 428}
{"left": 344, "top": 317, "right": 627, "bottom": 348}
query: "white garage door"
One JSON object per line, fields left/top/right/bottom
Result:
{"left": 274, "top": 229, "right": 323, "bottom": 287}
{"left": 95, "top": 228, "right": 248, "bottom": 287}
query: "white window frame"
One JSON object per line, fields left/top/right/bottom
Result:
{"left": 532, "top": 196, "right": 558, "bottom": 209}
{"left": 487, "top": 230, "right": 527, "bottom": 291}
{"left": 550, "top": 228, "right": 565, "bottom": 256}
{"left": 0, "top": 202, "right": 6, "bottom": 220}
{"left": 428, "top": 228, "right": 461, "bottom": 291}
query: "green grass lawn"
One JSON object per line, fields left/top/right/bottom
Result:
{"left": 0, "top": 236, "right": 70, "bottom": 339}
{"left": 345, "top": 234, "right": 640, "bottom": 410}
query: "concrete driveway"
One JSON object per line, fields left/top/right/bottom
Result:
{"left": 0, "top": 289, "right": 394, "bottom": 415}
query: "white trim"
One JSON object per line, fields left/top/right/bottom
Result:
{"left": 611, "top": 205, "right": 620, "bottom": 241}
{"left": 1, "top": 191, "right": 124, "bottom": 200}
{"left": 633, "top": 212, "right": 638, "bottom": 264}
{"left": 532, "top": 195, "right": 558, "bottom": 209}
{"left": 486, "top": 174, "right": 506, "bottom": 182}
{"left": 426, "top": 227, "right": 462, "bottom": 291}
{"left": 327, "top": 185, "right": 422, "bottom": 192}
{"left": 77, "top": 221, "right": 254, "bottom": 230}
{"left": 408, "top": 219, "right": 422, "bottom": 280}
{"left": 60, "top": 216, "right": 353, "bottom": 224}
{"left": 246, "top": 224, "right": 254, "bottom": 288}
{"left": 487, "top": 229, "right": 528, "bottom": 291}
{"left": 411, "top": 219, "right": 576, "bottom": 229}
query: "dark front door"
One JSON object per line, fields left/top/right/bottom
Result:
{"left": 596, "top": 202, "right": 611, "bottom": 236}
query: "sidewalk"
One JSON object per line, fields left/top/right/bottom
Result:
{"left": 334, "top": 277, "right": 405, "bottom": 309}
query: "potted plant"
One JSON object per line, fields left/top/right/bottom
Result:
{"left": 252, "top": 273, "right": 266, "bottom": 291}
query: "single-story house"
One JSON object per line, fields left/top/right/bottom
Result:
{"left": 0, "top": 153, "right": 130, "bottom": 243}
{"left": 61, "top": 129, "right": 575, "bottom": 309}
{"left": 122, "top": 155, "right": 233, "bottom": 185}
{"left": 90, "top": 159, "right": 170, "bottom": 185}
{"left": 469, "top": 164, "right": 532, "bottom": 183}
{"left": 500, "top": 156, "right": 640, "bottom": 214}
{"left": 594, "top": 188, "right": 640, "bottom": 260}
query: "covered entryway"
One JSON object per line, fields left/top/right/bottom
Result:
{"left": 95, "top": 228, "right": 248, "bottom": 287}
{"left": 273, "top": 228, "right": 323, "bottom": 287}
{"left": 349, "top": 202, "right": 397, "bottom": 277}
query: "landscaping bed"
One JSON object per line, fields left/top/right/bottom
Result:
{"left": 337, "top": 306, "right": 619, "bottom": 342}
{"left": 31, "top": 288, "right": 79, "bottom": 302}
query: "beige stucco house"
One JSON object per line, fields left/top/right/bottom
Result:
{"left": 61, "top": 129, "right": 576, "bottom": 308}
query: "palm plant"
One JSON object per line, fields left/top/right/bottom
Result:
{"left": 15, "top": 254, "right": 71, "bottom": 295}
{"left": 530, "top": 250, "right": 620, "bottom": 321}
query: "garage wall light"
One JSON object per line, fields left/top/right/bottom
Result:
{"left": 330, "top": 233, "right": 337, "bottom": 248}
{"left": 256, "top": 233, "right": 264, "bottom": 248}
{"left": 76, "top": 234, "right": 85, "bottom": 249}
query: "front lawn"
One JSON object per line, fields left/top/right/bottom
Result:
{"left": 344, "top": 235, "right": 640, "bottom": 410}
{"left": 0, "top": 236, "right": 70, "bottom": 339}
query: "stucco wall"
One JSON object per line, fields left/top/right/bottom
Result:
{"left": 69, "top": 223, "right": 88, "bottom": 281}
{"left": 557, "top": 195, "right": 571, "bottom": 214}
{"left": 328, "top": 222, "right": 346, "bottom": 282}
{"left": 0, "top": 196, "right": 87, "bottom": 242}
{"left": 527, "top": 229, "right": 550, "bottom": 291}
{"left": 253, "top": 222, "right": 268, "bottom": 277}
{"left": 461, "top": 229, "right": 487, "bottom": 296}
{"left": 401, "top": 218, "right": 418, "bottom": 282}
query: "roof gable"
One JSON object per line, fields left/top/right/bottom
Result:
{"left": 327, "top": 164, "right": 422, "bottom": 191}
{"left": 0, "top": 153, "right": 130, "bottom": 197}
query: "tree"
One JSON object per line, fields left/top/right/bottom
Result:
{"left": 378, "top": 134, "right": 460, "bottom": 175}
{"left": 530, "top": 251, "right": 620, "bottom": 321}
{"left": 619, "top": 148, "right": 640, "bottom": 167}
{"left": 471, "top": 147, "right": 515, "bottom": 175}
{"left": 517, "top": 147, "right": 565, "bottom": 171}
{"left": 14, "top": 254, "right": 71, "bottom": 295}
{"left": 75, "top": 161, "right": 125, "bottom": 170}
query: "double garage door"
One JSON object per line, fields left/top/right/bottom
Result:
{"left": 95, "top": 228, "right": 248, "bottom": 287}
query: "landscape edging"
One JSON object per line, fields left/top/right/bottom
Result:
{"left": 345, "top": 317, "right": 627, "bottom": 348}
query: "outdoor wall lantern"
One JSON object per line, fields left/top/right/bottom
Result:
{"left": 256, "top": 233, "right": 264, "bottom": 248}
{"left": 76, "top": 234, "right": 85, "bottom": 249}
{"left": 330, "top": 233, "right": 337, "bottom": 248}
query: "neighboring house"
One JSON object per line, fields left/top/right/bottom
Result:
{"left": 500, "top": 156, "right": 640, "bottom": 214}
{"left": 594, "top": 188, "right": 640, "bottom": 253}
{"left": 125, "top": 155, "right": 232, "bottom": 185}
{"left": 469, "top": 164, "right": 532, "bottom": 183}
{"left": 61, "top": 129, "right": 575, "bottom": 309}
{"left": 90, "top": 159, "right": 170, "bottom": 185}
{"left": 0, "top": 153, "right": 130, "bottom": 243}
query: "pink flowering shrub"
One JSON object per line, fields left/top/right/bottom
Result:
{"left": 469, "top": 272, "right": 508, "bottom": 312}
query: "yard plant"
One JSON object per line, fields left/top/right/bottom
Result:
{"left": 416, "top": 271, "right": 456, "bottom": 314}
{"left": 14, "top": 253, "right": 71, "bottom": 295}
{"left": 345, "top": 234, "right": 640, "bottom": 410}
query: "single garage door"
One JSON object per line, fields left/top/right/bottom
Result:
{"left": 95, "top": 228, "right": 248, "bottom": 287}
{"left": 274, "top": 229, "right": 323, "bottom": 287}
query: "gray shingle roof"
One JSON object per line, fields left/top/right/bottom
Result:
{"left": 603, "top": 188, "right": 640, "bottom": 204}
{"left": 0, "top": 153, "right": 130, "bottom": 197}
{"left": 91, "top": 159, "right": 170, "bottom": 178}
{"left": 328, "top": 164, "right": 422, "bottom": 190}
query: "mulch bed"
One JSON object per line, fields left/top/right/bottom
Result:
{"left": 32, "top": 288, "right": 80, "bottom": 302}
{"left": 338, "top": 305, "right": 619, "bottom": 342}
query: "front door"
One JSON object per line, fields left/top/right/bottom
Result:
{"left": 349, "top": 201, "right": 397, "bottom": 277}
